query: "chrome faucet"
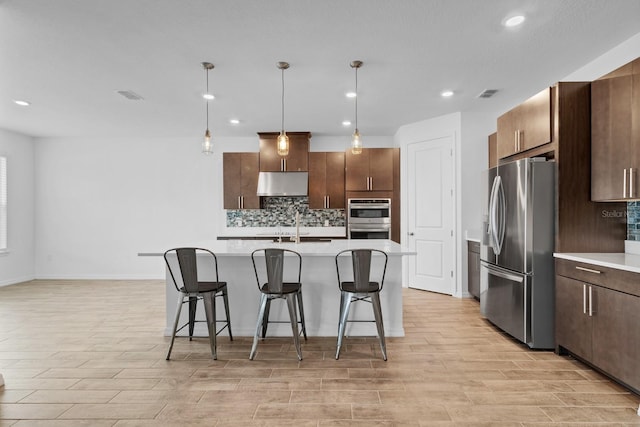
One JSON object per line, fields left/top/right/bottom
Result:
{"left": 289, "top": 211, "right": 300, "bottom": 243}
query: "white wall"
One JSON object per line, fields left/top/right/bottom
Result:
{"left": 33, "top": 135, "right": 393, "bottom": 279}
{"left": 0, "top": 129, "right": 35, "bottom": 286}
{"left": 563, "top": 32, "right": 640, "bottom": 81}
{"left": 460, "top": 113, "right": 497, "bottom": 295}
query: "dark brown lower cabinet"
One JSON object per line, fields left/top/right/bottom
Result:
{"left": 467, "top": 240, "right": 480, "bottom": 299}
{"left": 555, "top": 259, "right": 640, "bottom": 393}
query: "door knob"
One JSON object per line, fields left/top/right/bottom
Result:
{"left": 409, "top": 232, "right": 415, "bottom": 236}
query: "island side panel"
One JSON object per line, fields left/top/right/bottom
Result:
{"left": 164, "top": 253, "right": 405, "bottom": 338}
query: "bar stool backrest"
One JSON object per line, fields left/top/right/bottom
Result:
{"left": 337, "top": 249, "right": 388, "bottom": 292}
{"left": 352, "top": 249, "right": 373, "bottom": 292}
{"left": 164, "top": 248, "right": 219, "bottom": 294}
{"left": 265, "top": 248, "right": 285, "bottom": 293}
{"left": 252, "top": 248, "right": 302, "bottom": 294}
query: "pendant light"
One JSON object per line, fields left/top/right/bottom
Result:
{"left": 202, "top": 62, "right": 214, "bottom": 155}
{"left": 277, "top": 61, "right": 290, "bottom": 156}
{"left": 350, "top": 60, "right": 363, "bottom": 155}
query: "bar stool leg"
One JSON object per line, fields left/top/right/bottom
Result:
{"left": 166, "top": 294, "right": 185, "bottom": 360}
{"left": 286, "top": 294, "right": 302, "bottom": 361}
{"left": 371, "top": 292, "right": 387, "bottom": 361}
{"left": 203, "top": 292, "right": 217, "bottom": 360}
{"left": 188, "top": 296, "right": 197, "bottom": 341}
{"left": 296, "top": 290, "right": 308, "bottom": 341}
{"left": 250, "top": 294, "right": 269, "bottom": 360}
{"left": 335, "top": 291, "right": 353, "bottom": 360}
{"left": 261, "top": 299, "right": 271, "bottom": 338}
{"left": 222, "top": 288, "right": 233, "bottom": 340}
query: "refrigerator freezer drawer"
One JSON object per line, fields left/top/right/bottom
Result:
{"left": 480, "top": 262, "right": 531, "bottom": 345}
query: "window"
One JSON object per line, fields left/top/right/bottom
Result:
{"left": 0, "top": 156, "right": 6, "bottom": 251}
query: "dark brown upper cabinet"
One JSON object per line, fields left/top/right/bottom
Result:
{"left": 223, "top": 152, "right": 260, "bottom": 209}
{"left": 308, "top": 152, "right": 345, "bottom": 209}
{"left": 345, "top": 148, "right": 395, "bottom": 191}
{"left": 258, "top": 132, "right": 310, "bottom": 172}
{"left": 497, "top": 87, "right": 551, "bottom": 159}
{"left": 591, "top": 58, "right": 640, "bottom": 201}
{"left": 488, "top": 132, "right": 497, "bottom": 168}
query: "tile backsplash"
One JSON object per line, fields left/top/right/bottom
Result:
{"left": 627, "top": 201, "right": 640, "bottom": 240}
{"left": 226, "top": 196, "right": 345, "bottom": 228}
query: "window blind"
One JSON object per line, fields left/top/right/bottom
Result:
{"left": 0, "top": 157, "right": 6, "bottom": 251}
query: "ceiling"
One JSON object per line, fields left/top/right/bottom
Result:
{"left": 1, "top": 0, "right": 639, "bottom": 140}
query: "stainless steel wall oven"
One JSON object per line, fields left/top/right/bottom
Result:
{"left": 347, "top": 198, "right": 391, "bottom": 239}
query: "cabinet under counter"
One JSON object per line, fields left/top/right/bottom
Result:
{"left": 554, "top": 254, "right": 640, "bottom": 394}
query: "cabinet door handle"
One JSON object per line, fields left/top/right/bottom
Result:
{"left": 588, "top": 285, "right": 593, "bottom": 317}
{"left": 575, "top": 266, "right": 601, "bottom": 274}
{"left": 631, "top": 168, "right": 634, "bottom": 198}
{"left": 326, "top": 195, "right": 330, "bottom": 208}
{"left": 370, "top": 177, "right": 373, "bottom": 190}
{"left": 514, "top": 130, "right": 518, "bottom": 152}
{"left": 583, "top": 284, "right": 587, "bottom": 314}
{"left": 623, "top": 168, "right": 628, "bottom": 198}
{"left": 238, "top": 196, "right": 241, "bottom": 209}
{"left": 241, "top": 196, "right": 244, "bottom": 209}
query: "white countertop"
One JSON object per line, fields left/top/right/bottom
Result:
{"left": 554, "top": 252, "right": 640, "bottom": 274}
{"left": 218, "top": 226, "right": 346, "bottom": 238}
{"left": 464, "top": 229, "right": 481, "bottom": 243}
{"left": 139, "top": 238, "right": 415, "bottom": 257}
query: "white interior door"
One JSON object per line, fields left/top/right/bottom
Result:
{"left": 407, "top": 136, "right": 454, "bottom": 294}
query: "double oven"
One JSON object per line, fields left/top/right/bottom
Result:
{"left": 347, "top": 198, "right": 391, "bottom": 239}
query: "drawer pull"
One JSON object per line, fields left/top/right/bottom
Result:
{"left": 575, "top": 266, "right": 601, "bottom": 274}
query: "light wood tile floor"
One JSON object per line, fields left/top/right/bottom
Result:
{"left": 0, "top": 280, "right": 639, "bottom": 426}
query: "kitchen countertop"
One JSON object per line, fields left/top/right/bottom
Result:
{"left": 554, "top": 252, "right": 640, "bottom": 274}
{"left": 218, "top": 226, "right": 345, "bottom": 238}
{"left": 465, "top": 229, "right": 481, "bottom": 243}
{"left": 139, "top": 238, "right": 415, "bottom": 257}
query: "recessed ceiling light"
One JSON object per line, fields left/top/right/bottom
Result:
{"left": 203, "top": 93, "right": 215, "bottom": 100}
{"left": 345, "top": 92, "right": 357, "bottom": 98}
{"left": 342, "top": 120, "right": 352, "bottom": 126}
{"left": 441, "top": 90, "right": 454, "bottom": 98}
{"left": 229, "top": 119, "right": 240, "bottom": 125}
{"left": 13, "top": 99, "right": 31, "bottom": 107}
{"left": 504, "top": 15, "right": 525, "bottom": 27}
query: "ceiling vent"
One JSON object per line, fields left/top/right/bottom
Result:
{"left": 116, "top": 90, "right": 144, "bottom": 101}
{"left": 477, "top": 89, "right": 498, "bottom": 99}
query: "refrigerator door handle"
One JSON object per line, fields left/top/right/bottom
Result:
{"left": 496, "top": 176, "right": 506, "bottom": 255}
{"left": 488, "top": 176, "right": 501, "bottom": 254}
{"left": 486, "top": 265, "right": 524, "bottom": 283}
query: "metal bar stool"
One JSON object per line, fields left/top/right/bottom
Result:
{"left": 164, "top": 247, "right": 232, "bottom": 360}
{"left": 250, "top": 248, "right": 307, "bottom": 361}
{"left": 335, "top": 248, "right": 388, "bottom": 360}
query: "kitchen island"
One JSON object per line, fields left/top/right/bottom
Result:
{"left": 139, "top": 239, "right": 415, "bottom": 338}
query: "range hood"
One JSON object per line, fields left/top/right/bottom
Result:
{"left": 256, "top": 171, "right": 308, "bottom": 196}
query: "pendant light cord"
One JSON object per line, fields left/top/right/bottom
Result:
{"left": 206, "top": 67, "right": 210, "bottom": 130}
{"left": 281, "top": 67, "right": 285, "bottom": 132}
{"left": 354, "top": 66, "right": 358, "bottom": 130}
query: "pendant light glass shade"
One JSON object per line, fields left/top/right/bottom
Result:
{"left": 277, "top": 62, "right": 290, "bottom": 156}
{"left": 202, "top": 62, "right": 214, "bottom": 155}
{"left": 202, "top": 129, "right": 212, "bottom": 154}
{"left": 277, "top": 131, "right": 289, "bottom": 156}
{"left": 351, "top": 129, "right": 362, "bottom": 154}
{"left": 350, "top": 60, "right": 363, "bottom": 155}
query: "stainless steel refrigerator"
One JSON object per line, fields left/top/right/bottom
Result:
{"left": 480, "top": 157, "right": 555, "bottom": 349}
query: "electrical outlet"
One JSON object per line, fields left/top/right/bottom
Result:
{"left": 236, "top": 218, "right": 242, "bottom": 226}
{"left": 324, "top": 219, "right": 329, "bottom": 227}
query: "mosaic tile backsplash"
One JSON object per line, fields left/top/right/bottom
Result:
{"left": 226, "top": 196, "right": 345, "bottom": 228}
{"left": 627, "top": 201, "right": 640, "bottom": 241}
